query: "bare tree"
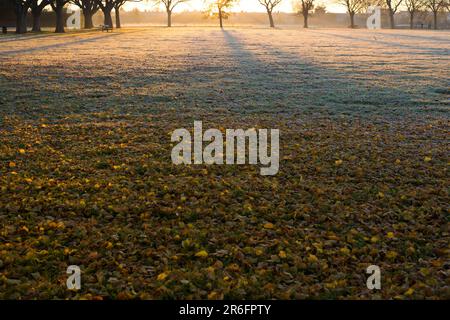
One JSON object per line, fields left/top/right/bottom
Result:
{"left": 294, "top": 0, "right": 315, "bottom": 28}
{"left": 72, "top": 0, "right": 100, "bottom": 28}
{"left": 257, "top": 0, "right": 283, "bottom": 28}
{"left": 205, "top": 0, "right": 239, "bottom": 28}
{"left": 49, "top": 0, "right": 70, "bottom": 32}
{"left": 336, "top": 0, "right": 368, "bottom": 28}
{"left": 114, "top": 0, "right": 126, "bottom": 28}
{"left": 153, "top": 0, "right": 190, "bottom": 27}
{"left": 425, "top": 0, "right": 446, "bottom": 29}
{"left": 405, "top": 0, "right": 424, "bottom": 28}
{"left": 383, "top": 0, "right": 403, "bottom": 28}
{"left": 30, "top": 0, "right": 49, "bottom": 32}
{"left": 314, "top": 4, "right": 326, "bottom": 15}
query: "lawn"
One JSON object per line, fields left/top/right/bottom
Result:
{"left": 0, "top": 27, "right": 448, "bottom": 299}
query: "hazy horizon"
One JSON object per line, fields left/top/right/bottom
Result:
{"left": 121, "top": 0, "right": 347, "bottom": 14}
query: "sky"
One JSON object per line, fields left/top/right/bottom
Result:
{"left": 123, "top": 0, "right": 347, "bottom": 14}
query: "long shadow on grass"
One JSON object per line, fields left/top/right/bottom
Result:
{"left": 371, "top": 31, "right": 450, "bottom": 44}
{"left": 308, "top": 29, "right": 449, "bottom": 56}
{"left": 220, "top": 29, "right": 424, "bottom": 120}
{"left": 0, "top": 33, "right": 57, "bottom": 44}
{"left": 0, "top": 33, "right": 121, "bottom": 55}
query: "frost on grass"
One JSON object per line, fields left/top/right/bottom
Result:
{"left": 0, "top": 28, "right": 449, "bottom": 299}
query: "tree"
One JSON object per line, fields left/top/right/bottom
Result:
{"left": 205, "top": 0, "right": 239, "bottom": 28}
{"left": 425, "top": 0, "right": 446, "bottom": 29}
{"left": 314, "top": 4, "right": 326, "bottom": 15}
{"left": 257, "top": 0, "right": 283, "bottom": 28}
{"left": 383, "top": 0, "right": 403, "bottom": 28}
{"left": 153, "top": 0, "right": 190, "bottom": 27}
{"left": 114, "top": 0, "right": 126, "bottom": 28}
{"left": 405, "top": 0, "right": 424, "bottom": 28}
{"left": 9, "top": 0, "right": 31, "bottom": 33}
{"left": 294, "top": 0, "right": 315, "bottom": 28}
{"left": 96, "top": 0, "right": 115, "bottom": 27}
{"left": 30, "top": 0, "right": 49, "bottom": 32}
{"left": 49, "top": 0, "right": 70, "bottom": 32}
{"left": 72, "top": 0, "right": 99, "bottom": 28}
{"left": 336, "top": 0, "right": 368, "bottom": 28}
{"left": 96, "top": 0, "right": 139, "bottom": 28}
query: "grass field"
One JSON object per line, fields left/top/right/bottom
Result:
{"left": 0, "top": 27, "right": 449, "bottom": 299}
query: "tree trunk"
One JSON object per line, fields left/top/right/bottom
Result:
{"left": 219, "top": 8, "right": 223, "bottom": 28}
{"left": 115, "top": 7, "right": 121, "bottom": 28}
{"left": 303, "top": 12, "right": 308, "bottom": 28}
{"left": 103, "top": 8, "right": 113, "bottom": 28}
{"left": 54, "top": 3, "right": 65, "bottom": 33}
{"left": 83, "top": 10, "right": 94, "bottom": 29}
{"left": 267, "top": 10, "right": 274, "bottom": 28}
{"left": 165, "top": 9, "right": 171, "bottom": 27}
{"left": 349, "top": 11, "right": 355, "bottom": 28}
{"left": 31, "top": 9, "right": 42, "bottom": 32}
{"left": 409, "top": 11, "right": 414, "bottom": 29}
{"left": 433, "top": 11, "right": 437, "bottom": 30}
{"left": 389, "top": 10, "right": 395, "bottom": 29}
{"left": 15, "top": 4, "right": 28, "bottom": 34}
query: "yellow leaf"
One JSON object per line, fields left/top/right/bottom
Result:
{"left": 370, "top": 236, "right": 379, "bottom": 243}
{"left": 307, "top": 254, "right": 319, "bottom": 263}
{"left": 377, "top": 192, "right": 384, "bottom": 198}
{"left": 9, "top": 161, "right": 16, "bottom": 168}
{"left": 419, "top": 268, "right": 430, "bottom": 276}
{"left": 424, "top": 156, "right": 432, "bottom": 162}
{"left": 405, "top": 288, "right": 414, "bottom": 296}
{"left": 19, "top": 149, "right": 26, "bottom": 154}
{"left": 263, "top": 222, "right": 274, "bottom": 229}
{"left": 335, "top": 159, "right": 343, "bottom": 166}
{"left": 278, "top": 250, "right": 287, "bottom": 258}
{"left": 386, "top": 251, "right": 398, "bottom": 259}
{"left": 208, "top": 291, "right": 219, "bottom": 299}
{"left": 255, "top": 249, "right": 263, "bottom": 256}
{"left": 340, "top": 247, "right": 350, "bottom": 255}
{"left": 395, "top": 159, "right": 401, "bottom": 164}
{"left": 157, "top": 272, "right": 169, "bottom": 281}
{"left": 387, "top": 232, "right": 395, "bottom": 239}
{"left": 195, "top": 250, "right": 208, "bottom": 258}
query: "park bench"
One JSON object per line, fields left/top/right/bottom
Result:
{"left": 100, "top": 24, "right": 112, "bottom": 32}
{"left": 1, "top": 25, "right": 15, "bottom": 34}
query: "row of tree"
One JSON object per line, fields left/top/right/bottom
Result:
{"left": 301, "top": 0, "right": 449, "bottom": 29}
{"left": 10, "top": 0, "right": 450, "bottom": 34}
{"left": 11, "top": 0, "right": 135, "bottom": 33}
{"left": 337, "top": 0, "right": 449, "bottom": 29}
{"left": 140, "top": 0, "right": 450, "bottom": 30}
